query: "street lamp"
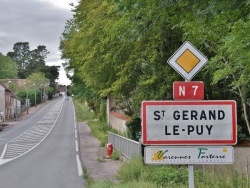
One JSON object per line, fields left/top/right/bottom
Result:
{"left": 44, "top": 83, "right": 48, "bottom": 103}
{"left": 23, "top": 83, "right": 29, "bottom": 114}
{"left": 40, "top": 84, "right": 43, "bottom": 104}
{"left": 33, "top": 84, "right": 36, "bottom": 108}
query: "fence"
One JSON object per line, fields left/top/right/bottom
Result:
{"left": 108, "top": 131, "right": 141, "bottom": 159}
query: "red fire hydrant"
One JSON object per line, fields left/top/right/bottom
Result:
{"left": 106, "top": 143, "right": 113, "bottom": 158}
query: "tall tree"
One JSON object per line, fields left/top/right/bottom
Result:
{"left": 177, "top": 0, "right": 250, "bottom": 135}
{"left": 7, "top": 42, "right": 30, "bottom": 78}
{"left": 28, "top": 45, "right": 49, "bottom": 74}
{"left": 7, "top": 43, "right": 51, "bottom": 80}
{"left": 60, "top": 0, "right": 250, "bottom": 137}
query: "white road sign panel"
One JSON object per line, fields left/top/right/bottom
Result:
{"left": 144, "top": 146, "right": 234, "bottom": 164}
{"left": 141, "top": 100, "right": 237, "bottom": 145}
{"left": 167, "top": 41, "right": 208, "bottom": 80}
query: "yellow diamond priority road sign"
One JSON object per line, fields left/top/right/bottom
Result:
{"left": 167, "top": 41, "right": 208, "bottom": 80}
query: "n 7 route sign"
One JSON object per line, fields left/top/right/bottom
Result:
{"left": 141, "top": 100, "right": 237, "bottom": 145}
{"left": 173, "top": 81, "right": 204, "bottom": 100}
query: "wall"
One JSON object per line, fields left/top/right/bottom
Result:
{"left": 109, "top": 111, "right": 131, "bottom": 132}
{"left": 107, "top": 98, "right": 131, "bottom": 132}
{"left": 0, "top": 85, "right": 5, "bottom": 122}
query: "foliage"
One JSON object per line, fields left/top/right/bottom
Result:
{"left": 90, "top": 156, "right": 249, "bottom": 188}
{"left": 26, "top": 72, "right": 49, "bottom": 86}
{"left": 7, "top": 42, "right": 30, "bottom": 78}
{"left": 73, "top": 96, "right": 96, "bottom": 122}
{"left": 39, "top": 65, "right": 60, "bottom": 89}
{"left": 70, "top": 80, "right": 102, "bottom": 114}
{"left": 178, "top": 0, "right": 250, "bottom": 135}
{"left": 141, "top": 165, "right": 188, "bottom": 187}
{"left": 0, "top": 53, "right": 18, "bottom": 78}
{"left": 17, "top": 88, "right": 41, "bottom": 106}
{"left": 91, "top": 180, "right": 157, "bottom": 188}
{"left": 116, "top": 157, "right": 188, "bottom": 187}
{"left": 88, "top": 120, "right": 109, "bottom": 147}
{"left": 117, "top": 156, "right": 144, "bottom": 182}
{"left": 99, "top": 99, "right": 107, "bottom": 122}
{"left": 6, "top": 42, "right": 60, "bottom": 86}
{"left": 60, "top": 0, "right": 250, "bottom": 137}
{"left": 126, "top": 117, "right": 141, "bottom": 141}
{"left": 111, "top": 149, "right": 120, "bottom": 161}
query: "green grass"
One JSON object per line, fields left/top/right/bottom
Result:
{"left": 111, "top": 149, "right": 121, "bottom": 160}
{"left": 73, "top": 97, "right": 108, "bottom": 146}
{"left": 91, "top": 156, "right": 250, "bottom": 188}
{"left": 88, "top": 119, "right": 108, "bottom": 147}
{"left": 73, "top": 98, "right": 96, "bottom": 122}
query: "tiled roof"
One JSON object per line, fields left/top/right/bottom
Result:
{"left": 110, "top": 111, "right": 131, "bottom": 121}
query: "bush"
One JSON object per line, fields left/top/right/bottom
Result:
{"left": 117, "top": 156, "right": 144, "bottom": 182}
{"left": 237, "top": 124, "right": 250, "bottom": 142}
{"left": 126, "top": 117, "right": 141, "bottom": 141}
{"left": 99, "top": 99, "right": 107, "bottom": 121}
{"left": 111, "top": 149, "right": 120, "bottom": 160}
{"left": 141, "top": 165, "right": 188, "bottom": 187}
{"left": 88, "top": 120, "right": 108, "bottom": 147}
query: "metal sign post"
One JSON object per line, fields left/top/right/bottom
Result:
{"left": 170, "top": 42, "right": 205, "bottom": 188}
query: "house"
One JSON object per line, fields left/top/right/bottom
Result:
{"left": 0, "top": 83, "right": 21, "bottom": 122}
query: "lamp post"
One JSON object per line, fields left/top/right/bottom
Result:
{"left": 40, "top": 84, "right": 43, "bottom": 104}
{"left": 33, "top": 84, "right": 36, "bottom": 108}
{"left": 44, "top": 83, "right": 48, "bottom": 103}
{"left": 24, "top": 83, "right": 29, "bottom": 114}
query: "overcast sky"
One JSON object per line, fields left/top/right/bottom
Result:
{"left": 0, "top": 0, "right": 78, "bottom": 85}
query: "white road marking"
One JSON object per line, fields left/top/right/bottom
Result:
{"left": 75, "top": 140, "right": 79, "bottom": 152}
{"left": 75, "top": 129, "right": 77, "bottom": 139}
{"left": 0, "top": 99, "right": 64, "bottom": 165}
{"left": 76, "top": 155, "right": 83, "bottom": 176}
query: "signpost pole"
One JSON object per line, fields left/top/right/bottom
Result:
{"left": 185, "top": 78, "right": 194, "bottom": 188}
{"left": 188, "top": 165, "right": 194, "bottom": 188}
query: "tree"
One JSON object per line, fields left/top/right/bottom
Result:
{"left": 7, "top": 42, "right": 51, "bottom": 80}
{"left": 39, "top": 65, "right": 60, "bottom": 90}
{"left": 7, "top": 42, "right": 30, "bottom": 78}
{"left": 28, "top": 45, "right": 49, "bottom": 74}
{"left": 177, "top": 0, "right": 250, "bottom": 135}
{"left": 60, "top": 0, "right": 182, "bottom": 115}
{"left": 0, "top": 52, "right": 18, "bottom": 78}
{"left": 26, "top": 72, "right": 49, "bottom": 105}
{"left": 60, "top": 0, "right": 250, "bottom": 138}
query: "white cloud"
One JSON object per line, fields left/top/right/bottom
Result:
{"left": 39, "top": 0, "right": 76, "bottom": 10}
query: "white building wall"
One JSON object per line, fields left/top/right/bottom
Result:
{"left": 0, "top": 85, "right": 5, "bottom": 121}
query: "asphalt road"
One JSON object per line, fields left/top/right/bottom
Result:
{"left": 0, "top": 97, "right": 85, "bottom": 188}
